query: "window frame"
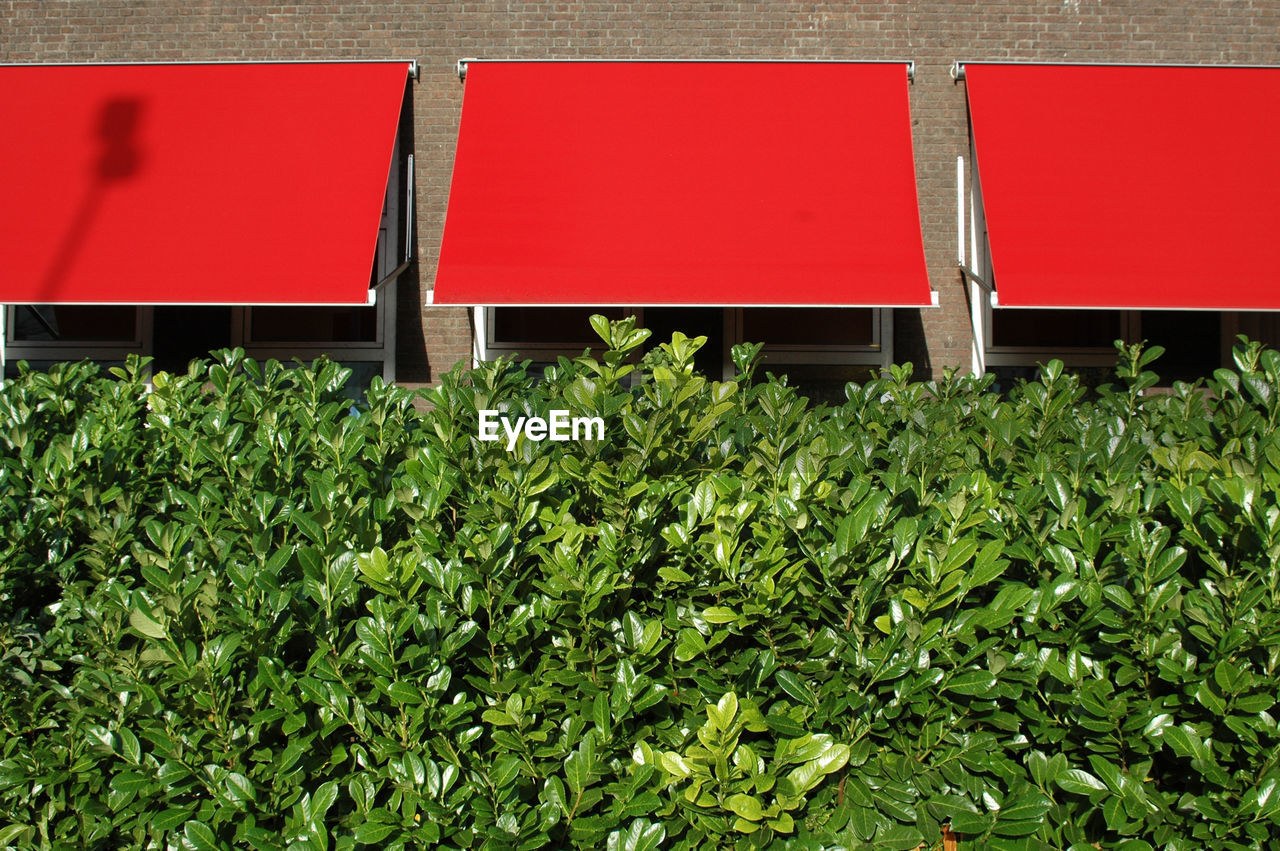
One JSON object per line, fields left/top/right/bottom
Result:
{"left": 2, "top": 304, "right": 152, "bottom": 372}
{"left": 476, "top": 305, "right": 895, "bottom": 379}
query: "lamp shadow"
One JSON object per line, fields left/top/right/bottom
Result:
{"left": 35, "top": 97, "right": 145, "bottom": 303}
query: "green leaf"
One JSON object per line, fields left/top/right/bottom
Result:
{"left": 607, "top": 818, "right": 666, "bottom": 851}
{"left": 949, "top": 810, "right": 991, "bottom": 835}
{"left": 876, "top": 824, "right": 927, "bottom": 850}
{"left": 0, "top": 826, "right": 30, "bottom": 846}
{"left": 782, "top": 741, "right": 849, "bottom": 797}
{"left": 707, "top": 691, "right": 739, "bottom": 730}
{"left": 1057, "top": 769, "right": 1108, "bottom": 797}
{"left": 725, "top": 793, "right": 764, "bottom": 821}
{"left": 702, "top": 606, "right": 738, "bottom": 624}
{"left": 129, "top": 605, "right": 168, "bottom": 640}
{"left": 775, "top": 670, "right": 817, "bottom": 708}
{"left": 946, "top": 670, "right": 997, "bottom": 696}
{"left": 993, "top": 791, "right": 1052, "bottom": 833}
{"left": 565, "top": 732, "right": 599, "bottom": 797}
{"left": 352, "top": 821, "right": 397, "bottom": 844}
{"left": 387, "top": 681, "right": 423, "bottom": 705}
{"left": 118, "top": 726, "right": 142, "bottom": 764}
{"left": 660, "top": 752, "right": 692, "bottom": 779}
{"left": 674, "top": 628, "right": 707, "bottom": 662}
{"left": 223, "top": 771, "right": 255, "bottom": 808}
{"left": 492, "top": 756, "right": 522, "bottom": 790}
{"left": 183, "top": 821, "right": 221, "bottom": 851}
{"left": 109, "top": 770, "right": 151, "bottom": 795}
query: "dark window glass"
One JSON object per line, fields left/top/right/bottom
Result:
{"left": 991, "top": 308, "right": 1121, "bottom": 348}
{"left": 1236, "top": 313, "right": 1280, "bottom": 349}
{"left": 642, "top": 307, "right": 724, "bottom": 378}
{"left": 756, "top": 362, "right": 880, "bottom": 405}
{"left": 1139, "top": 310, "right": 1220, "bottom": 383}
{"left": 11, "top": 305, "right": 136, "bottom": 342}
{"left": 492, "top": 307, "right": 625, "bottom": 344}
{"left": 251, "top": 307, "right": 378, "bottom": 343}
{"left": 151, "top": 306, "right": 231, "bottom": 373}
{"left": 742, "top": 308, "right": 874, "bottom": 346}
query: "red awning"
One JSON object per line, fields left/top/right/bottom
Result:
{"left": 433, "top": 61, "right": 931, "bottom": 307}
{"left": 0, "top": 62, "right": 410, "bottom": 305}
{"left": 964, "top": 63, "right": 1280, "bottom": 310}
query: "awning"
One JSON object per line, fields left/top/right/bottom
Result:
{"left": 962, "top": 63, "right": 1280, "bottom": 310}
{"left": 433, "top": 61, "right": 932, "bottom": 307}
{"left": 0, "top": 61, "right": 412, "bottom": 305}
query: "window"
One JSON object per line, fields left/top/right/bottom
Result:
{"left": 3, "top": 304, "right": 149, "bottom": 378}
{"left": 476, "top": 306, "right": 893, "bottom": 385}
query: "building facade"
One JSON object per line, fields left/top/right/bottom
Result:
{"left": 4, "top": 1, "right": 1279, "bottom": 389}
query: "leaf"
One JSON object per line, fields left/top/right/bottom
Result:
{"left": 118, "top": 726, "right": 142, "bottom": 765}
{"left": 565, "top": 733, "right": 599, "bottom": 797}
{"left": 182, "top": 821, "right": 220, "bottom": 851}
{"left": 352, "top": 820, "right": 397, "bottom": 844}
{"left": 660, "top": 751, "right": 692, "bottom": 779}
{"left": 782, "top": 741, "right": 850, "bottom": 797}
{"left": 312, "top": 779, "right": 338, "bottom": 818}
{"left": 607, "top": 818, "right": 666, "bottom": 851}
{"left": 109, "top": 770, "right": 151, "bottom": 795}
{"left": 1056, "top": 769, "right": 1108, "bottom": 797}
{"left": 876, "top": 824, "right": 927, "bottom": 850}
{"left": 725, "top": 793, "right": 764, "bottom": 821}
{"left": 702, "top": 606, "right": 738, "bottom": 625}
{"left": 776, "top": 670, "right": 817, "bottom": 708}
{"left": 949, "top": 810, "right": 991, "bottom": 835}
{"left": 996, "top": 790, "right": 1052, "bottom": 825}
{"left": 674, "top": 628, "right": 707, "bottom": 662}
{"left": 707, "top": 691, "right": 739, "bottom": 730}
{"left": 387, "top": 681, "right": 423, "bottom": 705}
{"left": 0, "top": 826, "right": 30, "bottom": 846}
{"left": 945, "top": 670, "right": 997, "bottom": 696}
{"left": 491, "top": 755, "right": 522, "bottom": 790}
{"left": 223, "top": 771, "right": 255, "bottom": 808}
{"left": 356, "top": 546, "right": 390, "bottom": 583}
{"left": 967, "top": 540, "right": 1009, "bottom": 589}
{"left": 129, "top": 605, "right": 168, "bottom": 640}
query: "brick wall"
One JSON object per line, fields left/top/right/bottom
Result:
{"left": 6, "top": 1, "right": 1279, "bottom": 382}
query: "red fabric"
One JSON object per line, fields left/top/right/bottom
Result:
{"left": 966, "top": 63, "right": 1280, "bottom": 309}
{"left": 1, "top": 62, "right": 409, "bottom": 304}
{"left": 434, "top": 61, "right": 931, "bottom": 306}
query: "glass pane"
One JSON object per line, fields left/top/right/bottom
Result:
{"left": 756, "top": 362, "right": 880, "bottom": 405}
{"left": 338, "top": 361, "right": 383, "bottom": 402}
{"left": 1140, "top": 311, "right": 1220, "bottom": 383}
{"left": 742, "top": 308, "right": 874, "bottom": 346}
{"left": 988, "top": 364, "right": 1117, "bottom": 397}
{"left": 152, "top": 306, "right": 232, "bottom": 374}
{"left": 991, "top": 308, "right": 1121, "bottom": 348}
{"left": 10, "top": 305, "right": 136, "bottom": 342}
{"left": 250, "top": 307, "right": 378, "bottom": 343}
{"left": 492, "top": 307, "right": 625, "bottom": 344}
{"left": 643, "top": 307, "right": 724, "bottom": 378}
{"left": 1236, "top": 312, "right": 1280, "bottom": 349}
{"left": 4, "top": 360, "right": 126, "bottom": 380}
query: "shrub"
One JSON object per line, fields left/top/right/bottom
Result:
{"left": 2, "top": 326, "right": 1280, "bottom": 850}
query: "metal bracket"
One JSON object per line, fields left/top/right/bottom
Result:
{"left": 907, "top": 61, "right": 915, "bottom": 84}
{"left": 457, "top": 58, "right": 476, "bottom": 83}
{"left": 951, "top": 61, "right": 966, "bottom": 82}
{"left": 959, "top": 264, "right": 990, "bottom": 292}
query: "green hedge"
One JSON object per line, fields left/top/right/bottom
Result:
{"left": 3, "top": 320, "right": 1280, "bottom": 850}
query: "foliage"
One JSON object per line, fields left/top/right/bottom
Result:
{"left": 3, "top": 328, "right": 1280, "bottom": 849}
